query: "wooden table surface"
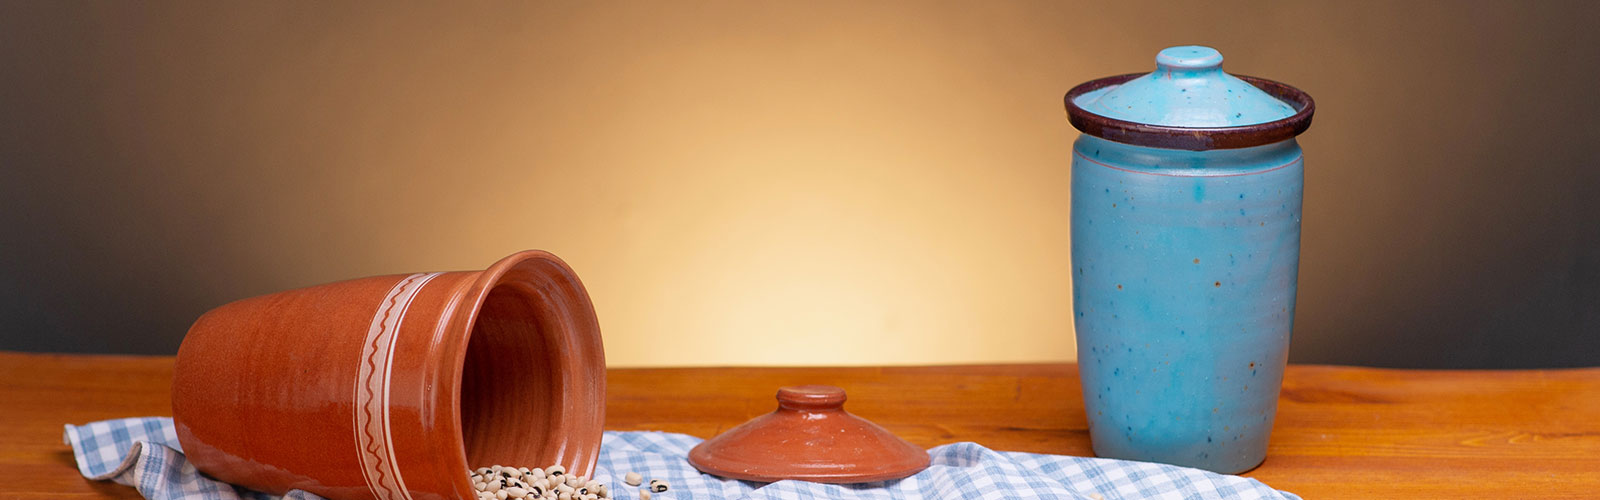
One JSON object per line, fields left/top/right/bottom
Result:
{"left": 2, "top": 352, "right": 1597, "bottom": 499}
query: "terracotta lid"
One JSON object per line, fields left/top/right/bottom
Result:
{"left": 1064, "top": 45, "right": 1314, "bottom": 151}
{"left": 687, "top": 385, "right": 930, "bottom": 484}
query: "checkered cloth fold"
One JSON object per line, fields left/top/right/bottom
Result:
{"left": 65, "top": 417, "right": 1298, "bottom": 500}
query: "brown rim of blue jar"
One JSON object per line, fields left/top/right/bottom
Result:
{"left": 1064, "top": 73, "right": 1315, "bottom": 151}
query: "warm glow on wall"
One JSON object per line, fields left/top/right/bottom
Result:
{"left": 6, "top": 1, "right": 1598, "bottom": 368}
{"left": 112, "top": 2, "right": 1085, "bottom": 367}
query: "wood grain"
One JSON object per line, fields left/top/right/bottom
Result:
{"left": 3, "top": 352, "right": 1597, "bottom": 499}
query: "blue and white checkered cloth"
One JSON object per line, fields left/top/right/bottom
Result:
{"left": 65, "top": 417, "right": 1298, "bottom": 500}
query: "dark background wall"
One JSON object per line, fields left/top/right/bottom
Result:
{"left": 2, "top": 1, "right": 1597, "bottom": 368}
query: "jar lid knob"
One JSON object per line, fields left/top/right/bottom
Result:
{"left": 1156, "top": 45, "right": 1224, "bottom": 72}
{"left": 776, "top": 385, "right": 847, "bottom": 410}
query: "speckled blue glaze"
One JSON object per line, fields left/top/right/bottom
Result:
{"left": 1078, "top": 46, "right": 1297, "bottom": 127}
{"left": 1069, "top": 46, "right": 1304, "bottom": 474}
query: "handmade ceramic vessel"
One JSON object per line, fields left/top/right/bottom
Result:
{"left": 1063, "top": 46, "right": 1314, "bottom": 473}
{"left": 171, "top": 250, "right": 606, "bottom": 500}
{"left": 688, "top": 385, "right": 929, "bottom": 483}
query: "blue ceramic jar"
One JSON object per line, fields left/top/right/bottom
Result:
{"left": 1064, "top": 46, "right": 1314, "bottom": 473}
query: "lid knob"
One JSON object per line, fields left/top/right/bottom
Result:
{"left": 776, "top": 385, "right": 847, "bottom": 410}
{"left": 1156, "top": 45, "right": 1223, "bottom": 72}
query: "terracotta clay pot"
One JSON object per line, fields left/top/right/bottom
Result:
{"left": 172, "top": 250, "right": 606, "bottom": 500}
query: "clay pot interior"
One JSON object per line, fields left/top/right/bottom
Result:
{"left": 456, "top": 257, "right": 603, "bottom": 476}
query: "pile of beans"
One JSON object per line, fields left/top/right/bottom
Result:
{"left": 470, "top": 465, "right": 670, "bottom": 500}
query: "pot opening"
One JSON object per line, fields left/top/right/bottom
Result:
{"left": 459, "top": 276, "right": 564, "bottom": 468}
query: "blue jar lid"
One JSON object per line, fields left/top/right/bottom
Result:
{"left": 1064, "top": 46, "right": 1314, "bottom": 151}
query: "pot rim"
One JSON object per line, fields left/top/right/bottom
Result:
{"left": 430, "top": 250, "right": 607, "bottom": 498}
